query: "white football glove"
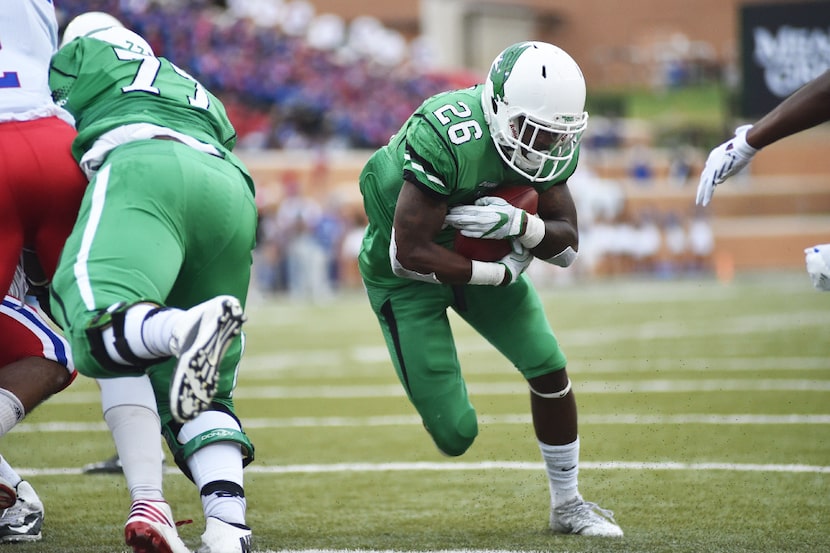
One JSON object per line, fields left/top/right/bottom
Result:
{"left": 804, "top": 243, "right": 830, "bottom": 291}
{"left": 445, "top": 196, "right": 528, "bottom": 240}
{"left": 498, "top": 241, "right": 534, "bottom": 286}
{"left": 696, "top": 125, "right": 758, "bottom": 206}
{"left": 445, "top": 196, "right": 545, "bottom": 248}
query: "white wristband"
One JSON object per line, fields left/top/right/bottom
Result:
{"left": 468, "top": 260, "right": 506, "bottom": 286}
{"left": 734, "top": 124, "right": 759, "bottom": 156}
{"left": 518, "top": 214, "right": 545, "bottom": 249}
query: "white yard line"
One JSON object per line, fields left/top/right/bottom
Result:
{"left": 18, "top": 460, "right": 830, "bottom": 477}
{"left": 235, "top": 351, "right": 830, "bottom": 376}
{"left": 13, "top": 413, "right": 830, "bottom": 434}
{"left": 122, "top": 548, "right": 582, "bottom": 553}
{"left": 45, "top": 377, "right": 830, "bottom": 404}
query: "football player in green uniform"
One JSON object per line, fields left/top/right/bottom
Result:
{"left": 51, "top": 12, "right": 256, "bottom": 553}
{"left": 359, "top": 41, "right": 623, "bottom": 537}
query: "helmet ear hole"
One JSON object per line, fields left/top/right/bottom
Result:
{"left": 491, "top": 97, "right": 499, "bottom": 115}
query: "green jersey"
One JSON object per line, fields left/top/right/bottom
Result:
{"left": 358, "top": 84, "right": 579, "bottom": 287}
{"left": 49, "top": 36, "right": 252, "bottom": 190}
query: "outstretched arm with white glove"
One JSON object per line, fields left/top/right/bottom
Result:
{"left": 696, "top": 69, "right": 830, "bottom": 206}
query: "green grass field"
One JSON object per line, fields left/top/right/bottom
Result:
{"left": 5, "top": 270, "right": 829, "bottom": 553}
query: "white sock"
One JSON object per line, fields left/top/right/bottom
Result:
{"left": 100, "top": 377, "right": 164, "bottom": 501}
{"left": 179, "top": 411, "right": 246, "bottom": 525}
{"left": 101, "top": 303, "right": 183, "bottom": 362}
{"left": 198, "top": 447, "right": 247, "bottom": 526}
{"left": 0, "top": 388, "right": 25, "bottom": 436}
{"left": 0, "top": 455, "right": 22, "bottom": 486}
{"left": 105, "top": 404, "right": 164, "bottom": 501}
{"left": 136, "top": 306, "right": 182, "bottom": 357}
{"left": 539, "top": 437, "right": 580, "bottom": 507}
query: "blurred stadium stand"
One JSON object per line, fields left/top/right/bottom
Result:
{"left": 56, "top": 0, "right": 830, "bottom": 287}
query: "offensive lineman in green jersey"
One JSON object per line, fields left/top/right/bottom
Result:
{"left": 359, "top": 42, "right": 623, "bottom": 537}
{"left": 50, "top": 13, "right": 255, "bottom": 553}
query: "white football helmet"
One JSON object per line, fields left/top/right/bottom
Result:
{"left": 60, "top": 11, "right": 153, "bottom": 56}
{"left": 482, "top": 41, "right": 588, "bottom": 182}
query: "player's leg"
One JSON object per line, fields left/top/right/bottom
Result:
{"left": 162, "top": 406, "right": 254, "bottom": 553}
{"left": 0, "top": 116, "right": 86, "bottom": 294}
{"left": 49, "top": 149, "right": 186, "bottom": 379}
{"left": 149, "top": 275, "right": 253, "bottom": 553}
{"left": 0, "top": 295, "right": 76, "bottom": 542}
{"left": 365, "top": 282, "right": 478, "bottom": 456}
{"left": 151, "top": 143, "right": 256, "bottom": 552}
{"left": 459, "top": 277, "right": 622, "bottom": 537}
{"left": 0, "top": 120, "right": 39, "bottom": 293}
{"left": 23, "top": 116, "right": 88, "bottom": 280}
{"left": 50, "top": 142, "right": 250, "bottom": 421}
{"left": 162, "top": 143, "right": 256, "bottom": 423}
{"left": 456, "top": 277, "right": 573, "bottom": 440}
{"left": 153, "top": 352, "right": 254, "bottom": 553}
{"left": 98, "top": 376, "right": 190, "bottom": 553}
{"left": 47, "top": 144, "right": 241, "bottom": 551}
{"left": 0, "top": 221, "right": 22, "bottom": 301}
{"left": 0, "top": 298, "right": 74, "bottom": 413}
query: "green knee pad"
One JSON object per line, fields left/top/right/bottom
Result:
{"left": 423, "top": 407, "right": 478, "bottom": 457}
{"left": 163, "top": 422, "right": 255, "bottom": 482}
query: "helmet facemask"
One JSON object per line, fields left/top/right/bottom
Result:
{"left": 499, "top": 112, "right": 587, "bottom": 181}
{"left": 483, "top": 42, "right": 588, "bottom": 182}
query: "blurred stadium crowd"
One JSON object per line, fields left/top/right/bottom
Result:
{"left": 56, "top": 0, "right": 472, "bottom": 151}
{"left": 56, "top": 0, "right": 717, "bottom": 299}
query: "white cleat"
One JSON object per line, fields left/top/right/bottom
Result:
{"left": 0, "top": 481, "right": 43, "bottom": 543}
{"left": 124, "top": 499, "right": 190, "bottom": 553}
{"left": 169, "top": 295, "right": 245, "bottom": 423}
{"left": 197, "top": 517, "right": 252, "bottom": 553}
{"left": 550, "top": 495, "right": 623, "bottom": 537}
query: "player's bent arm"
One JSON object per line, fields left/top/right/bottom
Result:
{"left": 391, "top": 181, "right": 479, "bottom": 285}
{"left": 528, "top": 183, "right": 579, "bottom": 266}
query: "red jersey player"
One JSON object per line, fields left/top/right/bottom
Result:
{"left": 0, "top": 0, "right": 87, "bottom": 541}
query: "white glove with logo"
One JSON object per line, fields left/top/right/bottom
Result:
{"left": 498, "top": 241, "right": 534, "bottom": 285}
{"left": 445, "top": 196, "right": 528, "bottom": 240}
{"left": 696, "top": 125, "right": 758, "bottom": 206}
{"left": 804, "top": 243, "right": 830, "bottom": 291}
{"left": 445, "top": 196, "right": 546, "bottom": 248}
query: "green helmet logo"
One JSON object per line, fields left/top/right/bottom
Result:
{"left": 489, "top": 42, "right": 532, "bottom": 102}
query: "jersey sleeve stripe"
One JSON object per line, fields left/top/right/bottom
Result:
{"left": 404, "top": 147, "right": 447, "bottom": 188}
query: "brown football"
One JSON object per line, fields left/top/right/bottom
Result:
{"left": 453, "top": 185, "right": 539, "bottom": 262}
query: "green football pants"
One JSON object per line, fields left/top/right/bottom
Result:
{"left": 51, "top": 139, "right": 257, "bottom": 422}
{"left": 364, "top": 274, "right": 567, "bottom": 456}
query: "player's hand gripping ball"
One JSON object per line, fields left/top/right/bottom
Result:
{"left": 451, "top": 185, "right": 539, "bottom": 262}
